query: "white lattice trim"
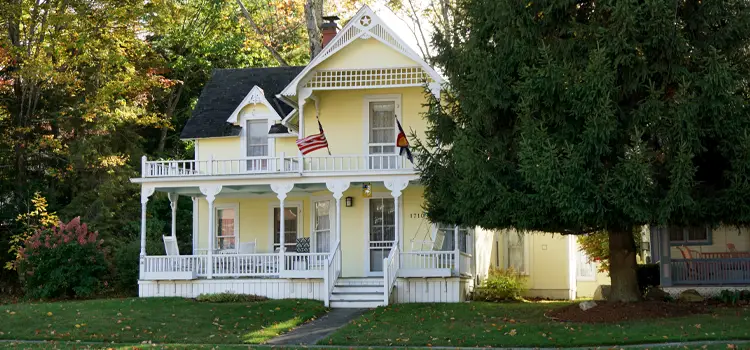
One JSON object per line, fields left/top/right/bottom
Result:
{"left": 279, "top": 5, "right": 442, "bottom": 97}
{"left": 304, "top": 67, "right": 431, "bottom": 90}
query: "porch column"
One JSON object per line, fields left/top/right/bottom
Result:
{"left": 140, "top": 186, "right": 155, "bottom": 279}
{"left": 454, "top": 226, "right": 460, "bottom": 274}
{"left": 657, "top": 226, "right": 672, "bottom": 287}
{"left": 200, "top": 185, "right": 223, "bottom": 279}
{"left": 384, "top": 178, "right": 409, "bottom": 251}
{"left": 191, "top": 196, "right": 198, "bottom": 255}
{"left": 271, "top": 183, "right": 295, "bottom": 274}
{"left": 326, "top": 181, "right": 351, "bottom": 244}
{"left": 168, "top": 193, "right": 179, "bottom": 238}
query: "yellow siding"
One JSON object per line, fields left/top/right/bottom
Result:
{"left": 491, "top": 231, "right": 573, "bottom": 299}
{"left": 196, "top": 137, "right": 242, "bottom": 161}
{"left": 576, "top": 270, "right": 611, "bottom": 299}
{"left": 197, "top": 196, "right": 311, "bottom": 253}
{"left": 315, "top": 38, "right": 419, "bottom": 70}
{"left": 305, "top": 87, "right": 429, "bottom": 154}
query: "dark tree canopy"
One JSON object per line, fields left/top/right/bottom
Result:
{"left": 416, "top": 0, "right": 750, "bottom": 301}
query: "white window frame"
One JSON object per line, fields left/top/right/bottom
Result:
{"left": 576, "top": 249, "right": 597, "bottom": 282}
{"left": 430, "top": 224, "right": 473, "bottom": 254}
{"left": 362, "top": 94, "right": 402, "bottom": 156}
{"left": 310, "top": 196, "right": 336, "bottom": 253}
{"left": 504, "top": 232, "right": 530, "bottom": 275}
{"left": 239, "top": 110, "right": 275, "bottom": 167}
{"left": 214, "top": 203, "right": 239, "bottom": 252}
{"left": 268, "top": 201, "right": 303, "bottom": 252}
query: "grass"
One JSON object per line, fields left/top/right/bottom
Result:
{"left": 0, "top": 341, "right": 747, "bottom": 350}
{"left": 0, "top": 298, "right": 326, "bottom": 345}
{"left": 322, "top": 302, "right": 750, "bottom": 348}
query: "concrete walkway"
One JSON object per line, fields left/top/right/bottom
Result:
{"left": 265, "top": 308, "right": 367, "bottom": 345}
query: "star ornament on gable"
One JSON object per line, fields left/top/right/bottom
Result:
{"left": 360, "top": 15, "right": 372, "bottom": 27}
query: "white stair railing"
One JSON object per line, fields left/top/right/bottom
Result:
{"left": 324, "top": 240, "right": 342, "bottom": 307}
{"left": 382, "top": 244, "right": 400, "bottom": 306}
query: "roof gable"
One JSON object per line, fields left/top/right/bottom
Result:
{"left": 181, "top": 67, "right": 304, "bottom": 139}
{"left": 315, "top": 37, "right": 419, "bottom": 70}
{"left": 279, "top": 5, "right": 442, "bottom": 97}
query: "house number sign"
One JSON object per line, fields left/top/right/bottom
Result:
{"left": 409, "top": 213, "right": 426, "bottom": 219}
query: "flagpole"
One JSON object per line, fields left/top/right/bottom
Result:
{"left": 317, "top": 114, "right": 332, "bottom": 156}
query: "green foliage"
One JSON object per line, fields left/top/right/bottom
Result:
{"left": 18, "top": 218, "right": 109, "bottom": 299}
{"left": 472, "top": 268, "right": 527, "bottom": 301}
{"left": 196, "top": 293, "right": 269, "bottom": 303}
{"left": 716, "top": 290, "right": 750, "bottom": 306}
{"left": 5, "top": 193, "right": 59, "bottom": 271}
{"left": 415, "top": 0, "right": 750, "bottom": 300}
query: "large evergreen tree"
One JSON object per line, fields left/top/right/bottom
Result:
{"left": 416, "top": 0, "right": 750, "bottom": 301}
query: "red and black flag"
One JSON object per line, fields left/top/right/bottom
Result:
{"left": 395, "top": 116, "right": 413, "bottom": 164}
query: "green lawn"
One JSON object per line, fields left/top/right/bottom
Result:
{"left": 0, "top": 298, "right": 326, "bottom": 344}
{"left": 322, "top": 302, "right": 750, "bottom": 348}
{"left": 0, "top": 341, "right": 747, "bottom": 350}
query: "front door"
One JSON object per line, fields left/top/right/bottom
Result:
{"left": 367, "top": 197, "right": 395, "bottom": 275}
{"left": 313, "top": 200, "right": 332, "bottom": 253}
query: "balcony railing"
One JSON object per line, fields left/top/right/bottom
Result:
{"left": 141, "top": 153, "right": 416, "bottom": 178}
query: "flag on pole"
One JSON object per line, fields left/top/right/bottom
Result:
{"left": 296, "top": 118, "right": 330, "bottom": 155}
{"left": 395, "top": 116, "right": 414, "bottom": 164}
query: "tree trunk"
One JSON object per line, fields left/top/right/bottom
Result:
{"left": 304, "top": 0, "right": 323, "bottom": 59}
{"left": 607, "top": 227, "right": 642, "bottom": 302}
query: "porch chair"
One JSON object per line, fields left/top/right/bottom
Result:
{"left": 163, "top": 235, "right": 191, "bottom": 272}
{"left": 239, "top": 239, "right": 257, "bottom": 254}
{"left": 676, "top": 246, "right": 707, "bottom": 282}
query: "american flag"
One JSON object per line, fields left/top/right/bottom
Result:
{"left": 296, "top": 119, "right": 330, "bottom": 155}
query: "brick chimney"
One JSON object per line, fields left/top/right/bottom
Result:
{"left": 321, "top": 15, "right": 340, "bottom": 48}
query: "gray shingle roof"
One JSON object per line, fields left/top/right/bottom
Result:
{"left": 181, "top": 67, "right": 305, "bottom": 139}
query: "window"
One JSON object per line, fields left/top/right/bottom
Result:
{"left": 273, "top": 207, "right": 299, "bottom": 251}
{"left": 214, "top": 205, "right": 238, "bottom": 251}
{"left": 435, "top": 224, "right": 472, "bottom": 253}
{"left": 246, "top": 119, "right": 269, "bottom": 171}
{"left": 313, "top": 201, "right": 332, "bottom": 253}
{"left": 246, "top": 120, "right": 269, "bottom": 156}
{"left": 505, "top": 232, "right": 528, "bottom": 275}
{"left": 368, "top": 100, "right": 397, "bottom": 169}
{"left": 668, "top": 226, "right": 711, "bottom": 245}
{"left": 576, "top": 250, "right": 597, "bottom": 281}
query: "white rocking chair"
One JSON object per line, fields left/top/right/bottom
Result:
{"left": 163, "top": 235, "right": 193, "bottom": 273}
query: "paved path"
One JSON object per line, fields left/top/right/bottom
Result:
{"left": 265, "top": 308, "right": 367, "bottom": 345}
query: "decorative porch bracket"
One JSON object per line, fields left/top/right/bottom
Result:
{"left": 271, "top": 183, "right": 295, "bottom": 274}
{"left": 384, "top": 178, "right": 409, "bottom": 251}
{"left": 200, "top": 185, "right": 223, "bottom": 279}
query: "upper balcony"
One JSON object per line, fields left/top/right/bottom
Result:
{"left": 141, "top": 153, "right": 417, "bottom": 178}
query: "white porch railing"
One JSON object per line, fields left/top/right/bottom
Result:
{"left": 142, "top": 255, "right": 209, "bottom": 278}
{"left": 459, "top": 252, "right": 473, "bottom": 276}
{"left": 399, "top": 251, "right": 454, "bottom": 270}
{"left": 212, "top": 254, "right": 279, "bottom": 277}
{"left": 324, "top": 241, "right": 342, "bottom": 307}
{"left": 383, "top": 244, "right": 400, "bottom": 305}
{"left": 283, "top": 253, "right": 328, "bottom": 274}
{"left": 142, "top": 154, "right": 416, "bottom": 178}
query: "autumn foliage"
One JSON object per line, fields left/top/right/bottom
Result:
{"left": 17, "top": 217, "right": 109, "bottom": 299}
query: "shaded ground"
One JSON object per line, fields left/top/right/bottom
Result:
{"left": 547, "top": 301, "right": 709, "bottom": 323}
{"left": 322, "top": 302, "right": 750, "bottom": 348}
{"left": 0, "top": 298, "right": 326, "bottom": 344}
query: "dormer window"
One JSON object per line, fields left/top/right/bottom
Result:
{"left": 246, "top": 119, "right": 269, "bottom": 157}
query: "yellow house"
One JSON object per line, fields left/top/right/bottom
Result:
{"left": 132, "top": 5, "right": 487, "bottom": 308}
{"left": 132, "top": 5, "right": 620, "bottom": 306}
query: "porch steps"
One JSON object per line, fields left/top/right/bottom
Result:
{"left": 330, "top": 277, "right": 384, "bottom": 308}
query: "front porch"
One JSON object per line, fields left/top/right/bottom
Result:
{"left": 652, "top": 225, "right": 750, "bottom": 286}
{"left": 137, "top": 177, "right": 475, "bottom": 307}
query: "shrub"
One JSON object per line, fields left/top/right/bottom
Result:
{"left": 472, "top": 268, "right": 527, "bottom": 301}
{"left": 111, "top": 238, "right": 163, "bottom": 295}
{"left": 17, "top": 217, "right": 109, "bottom": 299}
{"left": 716, "top": 289, "right": 750, "bottom": 305}
{"left": 636, "top": 264, "right": 660, "bottom": 295}
{"left": 196, "top": 293, "right": 269, "bottom": 303}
